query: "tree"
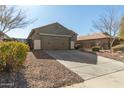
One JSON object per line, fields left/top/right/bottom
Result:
{"left": 92, "top": 9, "right": 120, "bottom": 51}
{"left": 0, "top": 5, "right": 32, "bottom": 37}
{"left": 119, "top": 16, "right": 124, "bottom": 39}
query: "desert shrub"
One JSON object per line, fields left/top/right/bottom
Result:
{"left": 112, "top": 44, "right": 124, "bottom": 52}
{"left": 92, "top": 46, "right": 100, "bottom": 52}
{"left": 0, "top": 41, "right": 29, "bottom": 72}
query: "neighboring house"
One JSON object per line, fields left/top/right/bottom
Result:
{"left": 13, "top": 38, "right": 27, "bottom": 43}
{"left": 77, "top": 32, "right": 110, "bottom": 49}
{"left": 28, "top": 22, "right": 77, "bottom": 50}
{"left": 0, "top": 32, "right": 10, "bottom": 41}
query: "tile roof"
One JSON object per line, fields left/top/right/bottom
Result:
{"left": 77, "top": 32, "right": 110, "bottom": 41}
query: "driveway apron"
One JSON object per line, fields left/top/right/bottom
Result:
{"left": 46, "top": 50, "right": 124, "bottom": 82}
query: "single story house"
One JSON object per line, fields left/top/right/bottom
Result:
{"left": 77, "top": 32, "right": 110, "bottom": 49}
{"left": 0, "top": 32, "right": 10, "bottom": 41}
{"left": 28, "top": 22, "right": 77, "bottom": 50}
{"left": 13, "top": 38, "right": 27, "bottom": 43}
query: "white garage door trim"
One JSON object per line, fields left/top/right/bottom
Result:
{"left": 34, "top": 40, "right": 41, "bottom": 50}
{"left": 39, "top": 33, "right": 72, "bottom": 37}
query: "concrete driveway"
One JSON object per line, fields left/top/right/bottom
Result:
{"left": 46, "top": 50, "right": 124, "bottom": 87}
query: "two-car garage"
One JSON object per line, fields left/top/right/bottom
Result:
{"left": 34, "top": 35, "right": 70, "bottom": 50}
{"left": 28, "top": 22, "right": 77, "bottom": 50}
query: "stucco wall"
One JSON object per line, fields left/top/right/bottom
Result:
{"left": 77, "top": 38, "right": 109, "bottom": 49}
{"left": 34, "top": 24, "right": 75, "bottom": 36}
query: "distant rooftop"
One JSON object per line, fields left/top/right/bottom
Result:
{"left": 0, "top": 32, "right": 10, "bottom": 39}
{"left": 77, "top": 32, "right": 110, "bottom": 41}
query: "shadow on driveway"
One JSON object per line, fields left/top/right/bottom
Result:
{"left": 46, "top": 50, "right": 98, "bottom": 65}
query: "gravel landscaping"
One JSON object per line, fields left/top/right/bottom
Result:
{"left": 97, "top": 52, "right": 124, "bottom": 62}
{"left": 81, "top": 49, "right": 124, "bottom": 63}
{"left": 0, "top": 50, "right": 83, "bottom": 88}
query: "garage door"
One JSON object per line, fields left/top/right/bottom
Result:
{"left": 41, "top": 36, "right": 70, "bottom": 50}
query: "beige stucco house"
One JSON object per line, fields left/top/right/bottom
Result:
{"left": 28, "top": 22, "right": 77, "bottom": 50}
{"left": 77, "top": 32, "right": 110, "bottom": 50}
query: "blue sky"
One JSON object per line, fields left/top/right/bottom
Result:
{"left": 6, "top": 5, "right": 124, "bottom": 38}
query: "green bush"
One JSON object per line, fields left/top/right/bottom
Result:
{"left": 0, "top": 41, "right": 29, "bottom": 72}
{"left": 92, "top": 46, "right": 100, "bottom": 52}
{"left": 112, "top": 45, "right": 124, "bottom": 52}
